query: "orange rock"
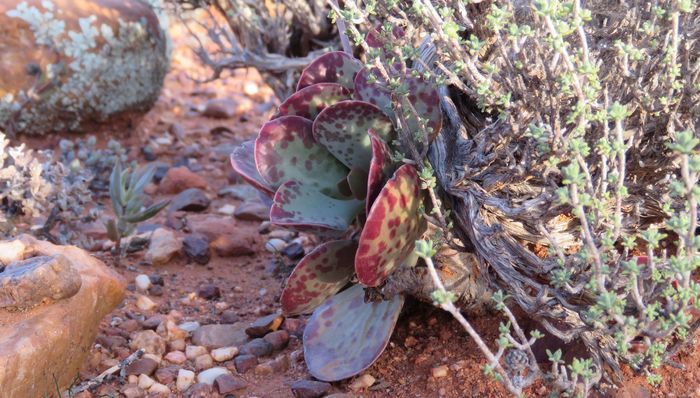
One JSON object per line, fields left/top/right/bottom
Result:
{"left": 0, "top": 0, "right": 169, "bottom": 135}
{"left": 159, "top": 167, "right": 209, "bottom": 195}
{"left": 0, "top": 235, "right": 125, "bottom": 398}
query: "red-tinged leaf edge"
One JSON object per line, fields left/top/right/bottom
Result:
{"left": 230, "top": 141, "right": 274, "bottom": 196}
{"left": 280, "top": 240, "right": 358, "bottom": 315}
{"left": 297, "top": 51, "right": 363, "bottom": 91}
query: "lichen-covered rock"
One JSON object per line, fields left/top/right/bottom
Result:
{"left": 0, "top": 0, "right": 170, "bottom": 135}
{"left": 0, "top": 235, "right": 126, "bottom": 398}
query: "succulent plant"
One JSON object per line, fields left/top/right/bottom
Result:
{"left": 231, "top": 51, "right": 441, "bottom": 381}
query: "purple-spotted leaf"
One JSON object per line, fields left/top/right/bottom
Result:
{"left": 366, "top": 130, "right": 394, "bottom": 214}
{"left": 304, "top": 284, "right": 404, "bottom": 381}
{"left": 346, "top": 167, "right": 368, "bottom": 200}
{"left": 230, "top": 141, "right": 274, "bottom": 196}
{"left": 356, "top": 71, "right": 443, "bottom": 142}
{"left": 270, "top": 180, "right": 363, "bottom": 231}
{"left": 255, "top": 116, "right": 348, "bottom": 196}
{"left": 297, "top": 51, "right": 363, "bottom": 91}
{"left": 281, "top": 240, "right": 358, "bottom": 315}
{"left": 275, "top": 83, "right": 350, "bottom": 121}
{"left": 402, "top": 75, "right": 442, "bottom": 141}
{"left": 356, "top": 164, "right": 426, "bottom": 287}
{"left": 312, "top": 100, "right": 394, "bottom": 170}
{"left": 353, "top": 69, "right": 394, "bottom": 118}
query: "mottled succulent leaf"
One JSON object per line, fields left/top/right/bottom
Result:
{"left": 355, "top": 71, "right": 443, "bottom": 142}
{"left": 366, "top": 130, "right": 394, "bottom": 214}
{"left": 304, "top": 285, "right": 404, "bottom": 381}
{"left": 356, "top": 164, "right": 427, "bottom": 287}
{"left": 297, "top": 51, "right": 363, "bottom": 91}
{"left": 402, "top": 75, "right": 442, "bottom": 141}
{"left": 255, "top": 116, "right": 348, "bottom": 196}
{"left": 230, "top": 141, "right": 275, "bottom": 195}
{"left": 346, "top": 167, "right": 368, "bottom": 200}
{"left": 281, "top": 240, "right": 358, "bottom": 315}
{"left": 312, "top": 100, "right": 394, "bottom": 170}
{"left": 270, "top": 180, "right": 363, "bottom": 231}
{"left": 353, "top": 69, "right": 394, "bottom": 118}
{"left": 276, "top": 83, "right": 350, "bottom": 120}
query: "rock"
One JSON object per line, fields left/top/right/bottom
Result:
{"left": 96, "top": 334, "right": 127, "bottom": 349}
{"left": 130, "top": 330, "right": 166, "bottom": 356}
{"left": 185, "top": 345, "right": 208, "bottom": 360}
{"left": 282, "top": 242, "right": 305, "bottom": 260}
{"left": 145, "top": 228, "right": 181, "bottom": 265}
{"left": 246, "top": 313, "right": 284, "bottom": 337}
{"left": 0, "top": 255, "right": 81, "bottom": 311}
{"left": 189, "top": 215, "right": 238, "bottom": 241}
{"left": 348, "top": 374, "right": 376, "bottom": 392}
{"left": 185, "top": 383, "right": 213, "bottom": 398}
{"left": 136, "top": 295, "right": 157, "bottom": 312}
{"left": 221, "top": 310, "right": 240, "bottom": 324}
{"left": 149, "top": 275, "right": 165, "bottom": 286}
{"left": 264, "top": 238, "right": 287, "bottom": 253}
{"left": 191, "top": 323, "right": 249, "bottom": 349}
{"left": 149, "top": 383, "right": 170, "bottom": 395}
{"left": 214, "top": 373, "right": 247, "bottom": 394}
{"left": 183, "top": 234, "right": 210, "bottom": 265}
{"left": 137, "top": 374, "right": 155, "bottom": 389}
{"left": 264, "top": 330, "right": 289, "bottom": 351}
{"left": 240, "top": 338, "right": 273, "bottom": 357}
{"left": 197, "top": 284, "right": 221, "bottom": 300}
{"left": 154, "top": 366, "right": 179, "bottom": 384}
{"left": 234, "top": 201, "right": 270, "bottom": 221}
{"left": 216, "top": 204, "right": 236, "bottom": 216}
{"left": 202, "top": 98, "right": 238, "bottom": 119}
{"left": 211, "top": 235, "right": 255, "bottom": 257}
{"left": 197, "top": 367, "right": 230, "bottom": 385}
{"left": 234, "top": 354, "right": 257, "bottom": 373}
{"left": 120, "top": 319, "right": 140, "bottom": 333}
{"left": 281, "top": 318, "right": 306, "bottom": 339}
{"left": 164, "top": 351, "right": 186, "bottom": 365}
{"left": 142, "top": 315, "right": 164, "bottom": 330}
{"left": 125, "top": 358, "right": 158, "bottom": 376}
{"left": 432, "top": 365, "right": 449, "bottom": 378}
{"left": 269, "top": 354, "right": 290, "bottom": 373}
{"left": 0, "top": 0, "right": 169, "bottom": 135}
{"left": 165, "top": 320, "right": 189, "bottom": 340}
{"left": 169, "top": 188, "right": 211, "bottom": 213}
{"left": 120, "top": 384, "right": 145, "bottom": 398}
{"left": 159, "top": 167, "right": 209, "bottom": 195}
{"left": 290, "top": 380, "right": 332, "bottom": 398}
{"left": 218, "top": 184, "right": 260, "bottom": 201}
{"left": 211, "top": 346, "right": 239, "bottom": 362}
{"left": 0, "top": 236, "right": 126, "bottom": 397}
{"left": 179, "top": 321, "right": 201, "bottom": 333}
{"left": 169, "top": 338, "right": 186, "bottom": 351}
{"left": 177, "top": 369, "right": 195, "bottom": 392}
{"left": 195, "top": 354, "right": 215, "bottom": 370}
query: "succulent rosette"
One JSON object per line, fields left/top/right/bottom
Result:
{"left": 231, "top": 51, "right": 441, "bottom": 381}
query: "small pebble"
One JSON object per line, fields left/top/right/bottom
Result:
{"left": 135, "top": 274, "right": 151, "bottom": 292}
{"left": 164, "top": 351, "right": 186, "bottom": 364}
{"left": 211, "top": 346, "right": 239, "bottom": 362}
{"left": 186, "top": 345, "right": 208, "bottom": 359}
{"left": 197, "top": 367, "right": 231, "bottom": 385}
{"left": 349, "top": 374, "right": 376, "bottom": 392}
{"left": 137, "top": 374, "right": 155, "bottom": 389}
{"left": 195, "top": 353, "right": 215, "bottom": 370}
{"left": 265, "top": 238, "right": 286, "bottom": 253}
{"left": 136, "top": 295, "right": 157, "bottom": 311}
{"left": 176, "top": 369, "right": 195, "bottom": 392}
{"left": 432, "top": 365, "right": 449, "bottom": 378}
{"left": 149, "top": 383, "right": 170, "bottom": 394}
{"left": 179, "top": 321, "right": 201, "bottom": 333}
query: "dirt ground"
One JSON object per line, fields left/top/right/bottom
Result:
{"left": 21, "top": 17, "right": 700, "bottom": 398}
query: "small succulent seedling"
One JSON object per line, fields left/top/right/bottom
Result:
{"left": 231, "top": 51, "right": 441, "bottom": 381}
{"left": 106, "top": 161, "right": 168, "bottom": 260}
